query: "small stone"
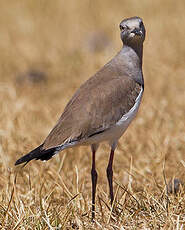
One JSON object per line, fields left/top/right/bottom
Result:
{"left": 167, "top": 178, "right": 183, "bottom": 194}
{"left": 16, "top": 69, "right": 47, "bottom": 85}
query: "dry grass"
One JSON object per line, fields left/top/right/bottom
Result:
{"left": 0, "top": 0, "right": 185, "bottom": 229}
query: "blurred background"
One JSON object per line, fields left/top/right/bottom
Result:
{"left": 0, "top": 0, "right": 184, "bottom": 228}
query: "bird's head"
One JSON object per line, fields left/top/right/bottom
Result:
{"left": 120, "top": 17, "right": 146, "bottom": 47}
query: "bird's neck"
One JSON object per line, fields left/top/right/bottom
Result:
{"left": 123, "top": 43, "right": 143, "bottom": 67}
{"left": 133, "top": 44, "right": 143, "bottom": 66}
{"left": 117, "top": 44, "right": 144, "bottom": 86}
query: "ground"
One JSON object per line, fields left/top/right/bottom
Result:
{"left": 0, "top": 0, "right": 185, "bottom": 229}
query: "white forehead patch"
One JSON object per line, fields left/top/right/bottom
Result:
{"left": 126, "top": 20, "right": 140, "bottom": 28}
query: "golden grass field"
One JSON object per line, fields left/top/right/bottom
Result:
{"left": 0, "top": 0, "right": 185, "bottom": 229}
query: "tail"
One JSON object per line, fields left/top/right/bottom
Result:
{"left": 15, "top": 144, "right": 58, "bottom": 165}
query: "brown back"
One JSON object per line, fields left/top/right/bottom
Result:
{"left": 43, "top": 59, "right": 142, "bottom": 149}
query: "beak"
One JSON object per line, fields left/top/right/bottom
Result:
{"left": 131, "top": 28, "right": 143, "bottom": 36}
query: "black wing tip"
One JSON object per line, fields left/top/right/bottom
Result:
{"left": 15, "top": 159, "right": 24, "bottom": 166}
{"left": 15, "top": 144, "right": 57, "bottom": 166}
{"left": 14, "top": 152, "right": 36, "bottom": 166}
{"left": 14, "top": 144, "right": 43, "bottom": 166}
{"left": 15, "top": 157, "right": 30, "bottom": 166}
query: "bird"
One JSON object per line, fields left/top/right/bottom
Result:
{"left": 15, "top": 16, "right": 146, "bottom": 220}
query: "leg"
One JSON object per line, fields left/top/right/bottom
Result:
{"left": 106, "top": 142, "right": 117, "bottom": 205}
{"left": 91, "top": 144, "right": 99, "bottom": 221}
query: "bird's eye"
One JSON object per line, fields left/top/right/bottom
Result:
{"left": 119, "top": 25, "right": 126, "bottom": 31}
{"left": 139, "top": 21, "right": 144, "bottom": 28}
